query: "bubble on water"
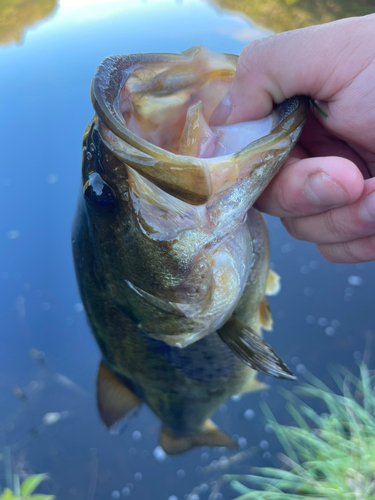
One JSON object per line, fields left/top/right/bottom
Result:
{"left": 300, "top": 265, "right": 309, "bottom": 274}
{"left": 263, "top": 452, "right": 271, "bottom": 460}
{"left": 153, "top": 446, "right": 166, "bottom": 462}
{"left": 168, "top": 496, "right": 178, "bottom": 500}
{"left": 231, "top": 394, "right": 242, "bottom": 402}
{"left": 303, "top": 287, "right": 313, "bottom": 296}
{"left": 348, "top": 275, "right": 363, "bottom": 286}
{"left": 325, "top": 327, "right": 335, "bottom": 336}
{"left": 243, "top": 409, "right": 255, "bottom": 421}
{"left": 134, "top": 472, "right": 142, "bottom": 481}
{"left": 122, "top": 487, "right": 130, "bottom": 497}
{"left": 291, "top": 356, "right": 300, "bottom": 365}
{"left": 219, "top": 456, "right": 229, "bottom": 467}
{"left": 74, "top": 302, "right": 84, "bottom": 313}
{"left": 260, "top": 440, "right": 269, "bottom": 450}
{"left": 112, "top": 491, "right": 120, "bottom": 499}
{"left": 132, "top": 430, "right": 142, "bottom": 442}
{"left": 213, "top": 494, "right": 222, "bottom": 500}
{"left": 317, "top": 317, "right": 328, "bottom": 327}
{"left": 238, "top": 437, "right": 247, "bottom": 449}
{"left": 281, "top": 242, "right": 294, "bottom": 253}
{"left": 309, "top": 260, "right": 319, "bottom": 269}
{"left": 42, "top": 412, "right": 61, "bottom": 425}
{"left": 190, "top": 495, "right": 199, "bottom": 500}
{"left": 126, "top": 483, "right": 134, "bottom": 490}
{"left": 200, "top": 452, "right": 209, "bottom": 462}
{"left": 47, "top": 174, "right": 58, "bottom": 184}
{"left": 276, "top": 311, "right": 286, "bottom": 320}
{"left": 7, "top": 230, "right": 20, "bottom": 240}
{"left": 177, "top": 469, "right": 185, "bottom": 479}
{"left": 331, "top": 319, "right": 340, "bottom": 329}
{"left": 199, "top": 484, "right": 209, "bottom": 493}
{"left": 296, "top": 364, "right": 306, "bottom": 374}
{"left": 265, "top": 424, "right": 274, "bottom": 434}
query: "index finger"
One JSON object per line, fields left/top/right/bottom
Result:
{"left": 210, "top": 15, "right": 375, "bottom": 126}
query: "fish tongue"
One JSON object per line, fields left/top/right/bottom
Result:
{"left": 178, "top": 101, "right": 218, "bottom": 158}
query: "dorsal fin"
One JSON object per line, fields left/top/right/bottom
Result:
{"left": 160, "top": 419, "right": 238, "bottom": 455}
{"left": 96, "top": 361, "right": 141, "bottom": 428}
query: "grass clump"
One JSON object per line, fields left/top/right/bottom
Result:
{"left": 0, "top": 474, "right": 54, "bottom": 500}
{"left": 225, "top": 363, "right": 375, "bottom": 499}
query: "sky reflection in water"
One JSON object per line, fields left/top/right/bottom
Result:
{"left": 0, "top": 1, "right": 374, "bottom": 499}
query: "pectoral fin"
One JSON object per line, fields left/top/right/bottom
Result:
{"left": 96, "top": 361, "right": 141, "bottom": 428}
{"left": 218, "top": 317, "right": 296, "bottom": 380}
{"left": 160, "top": 420, "right": 238, "bottom": 455}
{"left": 265, "top": 269, "right": 281, "bottom": 296}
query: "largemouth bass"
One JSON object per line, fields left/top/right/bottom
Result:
{"left": 72, "top": 46, "right": 308, "bottom": 452}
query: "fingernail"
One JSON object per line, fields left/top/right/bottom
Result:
{"left": 209, "top": 94, "right": 232, "bottom": 126}
{"left": 304, "top": 172, "right": 349, "bottom": 207}
{"left": 361, "top": 191, "right": 375, "bottom": 222}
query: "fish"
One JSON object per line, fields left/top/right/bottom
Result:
{"left": 72, "top": 46, "right": 309, "bottom": 453}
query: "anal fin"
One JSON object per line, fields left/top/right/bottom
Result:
{"left": 239, "top": 377, "right": 269, "bottom": 395}
{"left": 160, "top": 420, "right": 238, "bottom": 455}
{"left": 218, "top": 317, "right": 296, "bottom": 380}
{"left": 259, "top": 296, "right": 273, "bottom": 331}
{"left": 96, "top": 360, "right": 141, "bottom": 429}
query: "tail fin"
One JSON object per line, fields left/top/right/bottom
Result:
{"left": 160, "top": 420, "right": 238, "bottom": 455}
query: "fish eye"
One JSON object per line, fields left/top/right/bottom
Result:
{"left": 84, "top": 173, "right": 116, "bottom": 214}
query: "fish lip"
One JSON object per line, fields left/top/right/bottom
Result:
{"left": 91, "top": 50, "right": 309, "bottom": 204}
{"left": 92, "top": 53, "right": 309, "bottom": 163}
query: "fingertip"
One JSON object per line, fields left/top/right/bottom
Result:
{"left": 256, "top": 156, "right": 364, "bottom": 218}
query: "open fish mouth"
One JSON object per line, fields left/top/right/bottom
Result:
{"left": 91, "top": 45, "right": 309, "bottom": 205}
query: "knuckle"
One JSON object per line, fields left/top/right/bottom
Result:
{"left": 322, "top": 209, "right": 351, "bottom": 240}
{"left": 273, "top": 182, "right": 300, "bottom": 217}
{"left": 340, "top": 241, "right": 368, "bottom": 263}
{"left": 238, "top": 39, "right": 263, "bottom": 76}
{"left": 318, "top": 238, "right": 375, "bottom": 264}
{"left": 281, "top": 217, "right": 303, "bottom": 240}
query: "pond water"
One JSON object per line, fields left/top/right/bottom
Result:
{"left": 1, "top": 1, "right": 375, "bottom": 499}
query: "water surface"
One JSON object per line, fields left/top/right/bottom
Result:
{"left": 1, "top": 1, "right": 374, "bottom": 499}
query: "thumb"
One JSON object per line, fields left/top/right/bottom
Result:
{"left": 210, "top": 15, "right": 373, "bottom": 125}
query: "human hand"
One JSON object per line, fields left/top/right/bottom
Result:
{"left": 210, "top": 14, "right": 375, "bottom": 263}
